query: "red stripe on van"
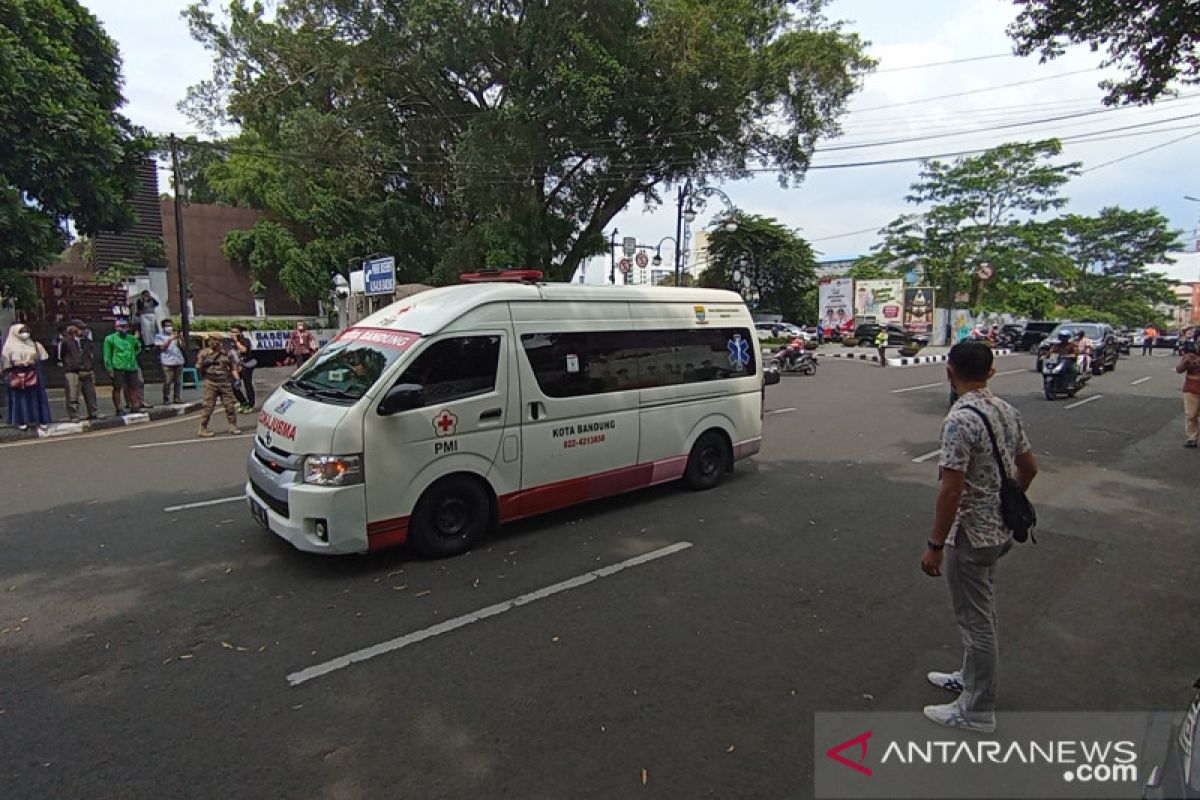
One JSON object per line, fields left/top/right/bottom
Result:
{"left": 367, "top": 517, "right": 410, "bottom": 550}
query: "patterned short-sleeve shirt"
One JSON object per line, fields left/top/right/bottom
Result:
{"left": 939, "top": 389, "right": 1032, "bottom": 548}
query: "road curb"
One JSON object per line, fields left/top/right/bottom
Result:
{"left": 813, "top": 348, "right": 1015, "bottom": 368}
{"left": 0, "top": 401, "right": 204, "bottom": 444}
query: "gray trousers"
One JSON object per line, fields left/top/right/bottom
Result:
{"left": 161, "top": 365, "right": 183, "bottom": 404}
{"left": 946, "top": 534, "right": 1008, "bottom": 713}
{"left": 64, "top": 371, "right": 98, "bottom": 419}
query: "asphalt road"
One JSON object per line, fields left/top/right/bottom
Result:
{"left": 2, "top": 352, "right": 1196, "bottom": 799}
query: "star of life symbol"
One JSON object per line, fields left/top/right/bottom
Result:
{"left": 728, "top": 334, "right": 750, "bottom": 368}
{"left": 433, "top": 410, "right": 458, "bottom": 437}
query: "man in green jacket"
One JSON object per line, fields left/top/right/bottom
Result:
{"left": 103, "top": 318, "right": 143, "bottom": 415}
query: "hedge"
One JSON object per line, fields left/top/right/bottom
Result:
{"left": 162, "top": 317, "right": 319, "bottom": 332}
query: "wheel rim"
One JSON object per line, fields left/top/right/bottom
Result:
{"left": 434, "top": 497, "right": 470, "bottom": 539}
{"left": 697, "top": 443, "right": 721, "bottom": 477}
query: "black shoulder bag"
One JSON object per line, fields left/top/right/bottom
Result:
{"left": 961, "top": 405, "right": 1037, "bottom": 543}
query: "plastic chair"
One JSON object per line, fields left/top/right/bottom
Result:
{"left": 181, "top": 367, "right": 201, "bottom": 389}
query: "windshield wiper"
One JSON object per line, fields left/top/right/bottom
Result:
{"left": 312, "top": 387, "right": 358, "bottom": 401}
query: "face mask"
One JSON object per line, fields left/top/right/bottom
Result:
{"left": 162, "top": 328, "right": 173, "bottom": 335}
{"left": 17, "top": 332, "right": 31, "bottom": 341}
{"left": 118, "top": 329, "right": 128, "bottom": 336}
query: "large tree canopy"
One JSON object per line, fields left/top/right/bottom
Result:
{"left": 1009, "top": 0, "right": 1200, "bottom": 105}
{"left": 861, "top": 140, "right": 1079, "bottom": 310}
{"left": 0, "top": 0, "right": 150, "bottom": 305}
{"left": 183, "top": 0, "right": 872, "bottom": 295}
{"left": 699, "top": 211, "right": 817, "bottom": 318}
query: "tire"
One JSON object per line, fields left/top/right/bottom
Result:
{"left": 801, "top": 362, "right": 817, "bottom": 375}
{"left": 1035, "top": 357, "right": 1043, "bottom": 373}
{"left": 683, "top": 431, "right": 732, "bottom": 491}
{"left": 1044, "top": 382, "right": 1055, "bottom": 401}
{"left": 408, "top": 476, "right": 492, "bottom": 558}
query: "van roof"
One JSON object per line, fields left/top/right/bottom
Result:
{"left": 355, "top": 283, "right": 747, "bottom": 335}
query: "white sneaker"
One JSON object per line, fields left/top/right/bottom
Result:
{"left": 927, "top": 669, "right": 964, "bottom": 693}
{"left": 923, "top": 702, "right": 996, "bottom": 733}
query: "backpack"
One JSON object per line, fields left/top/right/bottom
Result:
{"left": 961, "top": 405, "right": 1037, "bottom": 543}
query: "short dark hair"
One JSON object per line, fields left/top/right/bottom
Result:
{"left": 948, "top": 341, "right": 993, "bottom": 381}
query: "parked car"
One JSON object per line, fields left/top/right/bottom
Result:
{"left": 1113, "top": 330, "right": 1133, "bottom": 354}
{"left": 849, "top": 322, "right": 928, "bottom": 349}
{"left": 1035, "top": 322, "right": 1120, "bottom": 374}
{"left": 1018, "top": 320, "right": 1060, "bottom": 352}
{"left": 754, "top": 322, "right": 803, "bottom": 340}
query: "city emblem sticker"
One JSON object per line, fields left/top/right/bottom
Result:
{"left": 694, "top": 305, "right": 707, "bottom": 324}
{"left": 433, "top": 409, "right": 459, "bottom": 437}
{"left": 727, "top": 333, "right": 750, "bottom": 369}
{"left": 274, "top": 398, "right": 294, "bottom": 415}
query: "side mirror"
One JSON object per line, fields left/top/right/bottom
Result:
{"left": 763, "top": 369, "right": 781, "bottom": 386}
{"left": 377, "top": 383, "right": 425, "bottom": 416}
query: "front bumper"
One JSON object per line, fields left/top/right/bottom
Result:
{"left": 246, "top": 450, "right": 369, "bottom": 554}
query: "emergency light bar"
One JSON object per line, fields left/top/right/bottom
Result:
{"left": 459, "top": 269, "right": 544, "bottom": 284}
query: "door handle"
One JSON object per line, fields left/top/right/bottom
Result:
{"left": 529, "top": 401, "right": 545, "bottom": 420}
{"left": 480, "top": 408, "right": 502, "bottom": 420}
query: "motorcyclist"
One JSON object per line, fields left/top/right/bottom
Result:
{"left": 1074, "top": 330, "right": 1094, "bottom": 373}
{"left": 1047, "top": 329, "right": 1080, "bottom": 379}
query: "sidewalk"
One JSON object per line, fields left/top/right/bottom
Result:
{"left": 0, "top": 368, "right": 292, "bottom": 444}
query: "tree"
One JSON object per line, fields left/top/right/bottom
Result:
{"left": 700, "top": 212, "right": 817, "bottom": 317}
{"left": 864, "top": 140, "right": 1079, "bottom": 310}
{"left": 183, "top": 0, "right": 873, "bottom": 293}
{"left": 1055, "top": 206, "right": 1181, "bottom": 324}
{"left": 0, "top": 0, "right": 151, "bottom": 305}
{"left": 1009, "top": 0, "right": 1200, "bottom": 105}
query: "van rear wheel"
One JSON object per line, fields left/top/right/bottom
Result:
{"left": 683, "top": 431, "right": 732, "bottom": 491}
{"left": 409, "top": 476, "right": 490, "bottom": 558}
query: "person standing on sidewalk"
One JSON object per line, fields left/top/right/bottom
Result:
{"left": 135, "top": 290, "right": 160, "bottom": 349}
{"left": 103, "top": 319, "right": 143, "bottom": 415}
{"left": 1176, "top": 340, "right": 1200, "bottom": 448}
{"left": 195, "top": 335, "right": 241, "bottom": 438}
{"left": 920, "top": 341, "right": 1039, "bottom": 733}
{"left": 155, "top": 320, "right": 186, "bottom": 405}
{"left": 58, "top": 321, "right": 100, "bottom": 421}
{"left": 874, "top": 327, "right": 888, "bottom": 367}
{"left": 3, "top": 323, "right": 52, "bottom": 432}
{"left": 229, "top": 325, "right": 258, "bottom": 413}
{"left": 285, "top": 321, "right": 317, "bottom": 366}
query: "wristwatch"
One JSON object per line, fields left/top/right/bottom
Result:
{"left": 927, "top": 540, "right": 945, "bottom": 551}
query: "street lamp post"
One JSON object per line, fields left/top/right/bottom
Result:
{"left": 673, "top": 179, "right": 739, "bottom": 287}
{"left": 609, "top": 229, "right": 619, "bottom": 285}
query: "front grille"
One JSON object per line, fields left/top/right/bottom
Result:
{"left": 250, "top": 479, "right": 290, "bottom": 518}
{"left": 255, "top": 451, "right": 286, "bottom": 474}
{"left": 258, "top": 438, "right": 292, "bottom": 458}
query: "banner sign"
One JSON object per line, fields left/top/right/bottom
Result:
{"left": 903, "top": 287, "right": 935, "bottom": 333}
{"left": 364, "top": 256, "right": 396, "bottom": 296}
{"left": 248, "top": 329, "right": 335, "bottom": 352}
{"left": 819, "top": 278, "right": 855, "bottom": 334}
{"left": 855, "top": 279, "right": 904, "bottom": 321}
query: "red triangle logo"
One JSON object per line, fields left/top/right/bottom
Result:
{"left": 826, "top": 730, "right": 873, "bottom": 776}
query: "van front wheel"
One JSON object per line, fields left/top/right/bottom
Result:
{"left": 683, "top": 431, "right": 732, "bottom": 491}
{"left": 409, "top": 476, "right": 491, "bottom": 558}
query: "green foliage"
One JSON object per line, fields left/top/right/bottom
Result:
{"left": 222, "top": 218, "right": 326, "bottom": 303}
{"left": 867, "top": 140, "right": 1081, "bottom": 309}
{"left": 0, "top": 0, "right": 153, "bottom": 307}
{"left": 702, "top": 212, "right": 817, "bottom": 317}
{"left": 138, "top": 237, "right": 167, "bottom": 267}
{"left": 1056, "top": 305, "right": 1123, "bottom": 326}
{"left": 173, "top": 317, "right": 317, "bottom": 332}
{"left": 95, "top": 259, "right": 144, "bottom": 286}
{"left": 982, "top": 281, "right": 1059, "bottom": 319}
{"left": 1009, "top": 0, "right": 1200, "bottom": 106}
{"left": 846, "top": 258, "right": 902, "bottom": 280}
{"left": 182, "top": 0, "right": 873, "bottom": 292}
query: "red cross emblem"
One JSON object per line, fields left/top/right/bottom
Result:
{"left": 432, "top": 410, "right": 458, "bottom": 437}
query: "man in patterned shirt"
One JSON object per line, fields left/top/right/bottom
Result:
{"left": 920, "top": 341, "right": 1039, "bottom": 733}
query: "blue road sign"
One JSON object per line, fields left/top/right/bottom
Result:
{"left": 364, "top": 256, "right": 396, "bottom": 296}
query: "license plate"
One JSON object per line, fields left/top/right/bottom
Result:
{"left": 250, "top": 499, "right": 268, "bottom": 528}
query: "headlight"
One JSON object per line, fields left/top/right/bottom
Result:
{"left": 303, "top": 454, "right": 364, "bottom": 486}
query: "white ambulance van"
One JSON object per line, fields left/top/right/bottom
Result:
{"left": 246, "top": 279, "right": 772, "bottom": 557}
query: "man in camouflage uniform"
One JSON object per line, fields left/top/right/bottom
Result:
{"left": 196, "top": 336, "right": 241, "bottom": 438}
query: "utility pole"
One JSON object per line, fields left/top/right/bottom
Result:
{"left": 168, "top": 134, "right": 191, "bottom": 351}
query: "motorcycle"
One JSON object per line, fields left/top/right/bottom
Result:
{"left": 1042, "top": 354, "right": 1088, "bottom": 400}
{"left": 768, "top": 343, "right": 818, "bottom": 376}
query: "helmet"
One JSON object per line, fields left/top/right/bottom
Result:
{"left": 1057, "top": 330, "right": 1072, "bottom": 341}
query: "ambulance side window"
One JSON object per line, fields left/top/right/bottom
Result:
{"left": 395, "top": 336, "right": 501, "bottom": 406}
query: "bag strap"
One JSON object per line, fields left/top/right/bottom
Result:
{"left": 960, "top": 404, "right": 1008, "bottom": 481}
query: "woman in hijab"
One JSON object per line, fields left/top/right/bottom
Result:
{"left": 2, "top": 323, "right": 52, "bottom": 431}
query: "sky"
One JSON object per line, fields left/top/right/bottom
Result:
{"left": 84, "top": 0, "right": 1200, "bottom": 285}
